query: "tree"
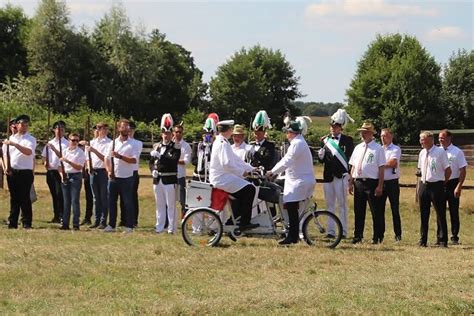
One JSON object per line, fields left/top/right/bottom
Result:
{"left": 0, "top": 4, "right": 30, "bottom": 83}
{"left": 442, "top": 49, "right": 474, "bottom": 129}
{"left": 209, "top": 45, "right": 301, "bottom": 127}
{"left": 301, "top": 102, "right": 344, "bottom": 116}
{"left": 346, "top": 34, "right": 443, "bottom": 144}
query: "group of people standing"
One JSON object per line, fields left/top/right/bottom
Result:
{"left": 1, "top": 110, "right": 468, "bottom": 246}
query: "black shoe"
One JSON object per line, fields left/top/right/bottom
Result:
{"left": 23, "top": 225, "right": 32, "bottom": 230}
{"left": 239, "top": 223, "right": 259, "bottom": 231}
{"left": 73, "top": 226, "right": 80, "bottom": 231}
{"left": 436, "top": 241, "right": 448, "bottom": 248}
{"left": 80, "top": 219, "right": 91, "bottom": 226}
{"left": 352, "top": 237, "right": 362, "bottom": 244}
{"left": 278, "top": 237, "right": 299, "bottom": 245}
{"left": 98, "top": 224, "right": 106, "bottom": 229}
{"left": 434, "top": 241, "right": 441, "bottom": 246}
{"left": 372, "top": 239, "right": 379, "bottom": 245}
{"left": 341, "top": 235, "right": 347, "bottom": 239}
{"left": 48, "top": 217, "right": 61, "bottom": 224}
{"left": 118, "top": 221, "right": 125, "bottom": 227}
{"left": 395, "top": 235, "right": 402, "bottom": 242}
{"left": 418, "top": 241, "right": 427, "bottom": 247}
{"left": 59, "top": 226, "right": 70, "bottom": 230}
{"left": 325, "top": 234, "right": 335, "bottom": 239}
{"left": 89, "top": 223, "right": 100, "bottom": 229}
{"left": 450, "top": 236, "right": 459, "bottom": 245}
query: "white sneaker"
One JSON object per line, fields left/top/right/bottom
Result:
{"left": 103, "top": 225, "right": 115, "bottom": 232}
{"left": 123, "top": 227, "right": 133, "bottom": 234}
{"left": 167, "top": 230, "right": 175, "bottom": 235}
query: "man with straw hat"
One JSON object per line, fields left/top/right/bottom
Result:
{"left": 348, "top": 122, "right": 386, "bottom": 244}
{"left": 231, "top": 124, "right": 249, "bottom": 161}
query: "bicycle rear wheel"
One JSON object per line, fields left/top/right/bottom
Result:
{"left": 181, "top": 208, "right": 223, "bottom": 247}
{"left": 302, "top": 210, "right": 342, "bottom": 248}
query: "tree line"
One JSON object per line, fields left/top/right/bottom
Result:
{"left": 0, "top": 1, "right": 472, "bottom": 145}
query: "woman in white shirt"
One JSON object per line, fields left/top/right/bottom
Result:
{"left": 58, "top": 133, "right": 86, "bottom": 230}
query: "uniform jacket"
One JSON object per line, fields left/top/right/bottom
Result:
{"left": 149, "top": 141, "right": 181, "bottom": 185}
{"left": 191, "top": 141, "right": 212, "bottom": 179}
{"left": 248, "top": 139, "right": 276, "bottom": 171}
{"left": 319, "top": 134, "right": 354, "bottom": 182}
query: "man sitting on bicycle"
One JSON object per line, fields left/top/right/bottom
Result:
{"left": 267, "top": 118, "right": 316, "bottom": 245}
{"left": 209, "top": 120, "right": 259, "bottom": 231}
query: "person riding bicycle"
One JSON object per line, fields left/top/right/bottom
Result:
{"left": 267, "top": 118, "right": 315, "bottom": 245}
{"left": 209, "top": 120, "right": 259, "bottom": 231}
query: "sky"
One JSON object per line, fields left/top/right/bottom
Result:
{"left": 2, "top": 0, "right": 473, "bottom": 103}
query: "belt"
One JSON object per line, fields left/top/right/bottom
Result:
{"left": 422, "top": 180, "right": 443, "bottom": 184}
{"left": 355, "top": 178, "right": 377, "bottom": 182}
{"left": 157, "top": 172, "right": 177, "bottom": 176}
{"left": 94, "top": 168, "right": 106, "bottom": 171}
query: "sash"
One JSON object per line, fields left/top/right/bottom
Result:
{"left": 324, "top": 137, "right": 349, "bottom": 172}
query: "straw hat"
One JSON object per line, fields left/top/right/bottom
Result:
{"left": 357, "top": 122, "right": 376, "bottom": 134}
{"left": 232, "top": 124, "right": 245, "bottom": 135}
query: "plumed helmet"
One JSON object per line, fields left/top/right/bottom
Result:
{"left": 330, "top": 109, "right": 354, "bottom": 127}
{"left": 252, "top": 110, "right": 272, "bottom": 131}
{"left": 203, "top": 113, "right": 219, "bottom": 133}
{"left": 160, "top": 113, "right": 174, "bottom": 132}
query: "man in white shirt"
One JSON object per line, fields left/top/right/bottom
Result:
{"left": 231, "top": 124, "right": 249, "bottom": 161}
{"left": 438, "top": 129, "right": 467, "bottom": 245}
{"left": 42, "top": 120, "right": 68, "bottom": 224}
{"left": 173, "top": 124, "right": 192, "bottom": 217}
{"left": 86, "top": 122, "right": 111, "bottom": 229}
{"left": 104, "top": 119, "right": 138, "bottom": 233}
{"left": 348, "top": 122, "right": 386, "bottom": 244}
{"left": 2, "top": 115, "right": 37, "bottom": 229}
{"left": 417, "top": 131, "right": 451, "bottom": 247}
{"left": 380, "top": 128, "right": 402, "bottom": 241}
{"left": 120, "top": 121, "right": 143, "bottom": 227}
{"left": 209, "top": 120, "right": 258, "bottom": 231}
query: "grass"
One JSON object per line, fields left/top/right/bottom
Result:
{"left": 0, "top": 164, "right": 473, "bottom": 314}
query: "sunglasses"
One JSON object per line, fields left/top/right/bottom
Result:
{"left": 70, "top": 139, "right": 80, "bottom": 142}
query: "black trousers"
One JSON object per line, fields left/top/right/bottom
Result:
{"left": 7, "top": 169, "right": 34, "bottom": 228}
{"left": 230, "top": 184, "right": 255, "bottom": 227}
{"left": 353, "top": 178, "right": 384, "bottom": 241}
{"left": 285, "top": 201, "right": 300, "bottom": 241}
{"left": 83, "top": 172, "right": 93, "bottom": 221}
{"left": 46, "top": 169, "right": 63, "bottom": 220}
{"left": 120, "top": 171, "right": 140, "bottom": 226}
{"left": 418, "top": 181, "right": 447, "bottom": 244}
{"left": 381, "top": 179, "right": 402, "bottom": 237}
{"left": 444, "top": 178, "right": 460, "bottom": 240}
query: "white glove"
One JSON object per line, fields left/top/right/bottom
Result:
{"left": 150, "top": 150, "right": 160, "bottom": 158}
{"left": 318, "top": 148, "right": 325, "bottom": 159}
{"left": 152, "top": 170, "right": 159, "bottom": 178}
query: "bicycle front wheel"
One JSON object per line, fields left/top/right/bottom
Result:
{"left": 181, "top": 208, "right": 223, "bottom": 247}
{"left": 302, "top": 210, "right": 342, "bottom": 248}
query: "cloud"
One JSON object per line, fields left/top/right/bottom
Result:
{"left": 305, "top": 0, "right": 438, "bottom": 18}
{"left": 67, "top": 2, "right": 109, "bottom": 15}
{"left": 425, "top": 26, "right": 467, "bottom": 42}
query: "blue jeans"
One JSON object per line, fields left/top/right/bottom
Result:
{"left": 61, "top": 172, "right": 83, "bottom": 228}
{"left": 90, "top": 169, "right": 108, "bottom": 225}
{"left": 108, "top": 176, "right": 134, "bottom": 228}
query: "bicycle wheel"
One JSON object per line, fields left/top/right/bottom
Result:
{"left": 181, "top": 208, "right": 223, "bottom": 247}
{"left": 302, "top": 210, "right": 342, "bottom": 248}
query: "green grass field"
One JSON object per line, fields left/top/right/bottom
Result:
{"left": 0, "top": 164, "right": 472, "bottom": 314}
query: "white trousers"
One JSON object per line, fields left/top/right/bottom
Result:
{"left": 153, "top": 180, "right": 177, "bottom": 233}
{"left": 323, "top": 176, "right": 349, "bottom": 236}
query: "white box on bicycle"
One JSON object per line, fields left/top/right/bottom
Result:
{"left": 186, "top": 180, "right": 212, "bottom": 208}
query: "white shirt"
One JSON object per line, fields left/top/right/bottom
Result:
{"left": 272, "top": 134, "right": 316, "bottom": 203}
{"left": 5, "top": 133, "right": 36, "bottom": 170}
{"left": 130, "top": 138, "right": 143, "bottom": 172}
{"left": 383, "top": 143, "right": 401, "bottom": 181}
{"left": 209, "top": 134, "right": 254, "bottom": 194}
{"left": 105, "top": 137, "right": 137, "bottom": 178}
{"left": 63, "top": 147, "right": 86, "bottom": 173}
{"left": 176, "top": 139, "right": 192, "bottom": 178}
{"left": 231, "top": 142, "right": 249, "bottom": 161}
{"left": 88, "top": 136, "right": 111, "bottom": 169}
{"left": 442, "top": 144, "right": 467, "bottom": 180}
{"left": 41, "top": 137, "right": 68, "bottom": 169}
{"left": 349, "top": 140, "right": 386, "bottom": 179}
{"left": 417, "top": 145, "right": 449, "bottom": 183}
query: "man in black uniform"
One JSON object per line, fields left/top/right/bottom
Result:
{"left": 191, "top": 114, "right": 218, "bottom": 182}
{"left": 318, "top": 109, "right": 354, "bottom": 238}
{"left": 247, "top": 110, "right": 276, "bottom": 172}
{"left": 150, "top": 113, "right": 182, "bottom": 234}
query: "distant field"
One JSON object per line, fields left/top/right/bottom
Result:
{"left": 0, "top": 163, "right": 472, "bottom": 314}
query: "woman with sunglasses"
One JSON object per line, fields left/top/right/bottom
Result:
{"left": 59, "top": 133, "right": 86, "bottom": 230}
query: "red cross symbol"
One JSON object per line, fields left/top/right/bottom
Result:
{"left": 196, "top": 195, "right": 202, "bottom": 201}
